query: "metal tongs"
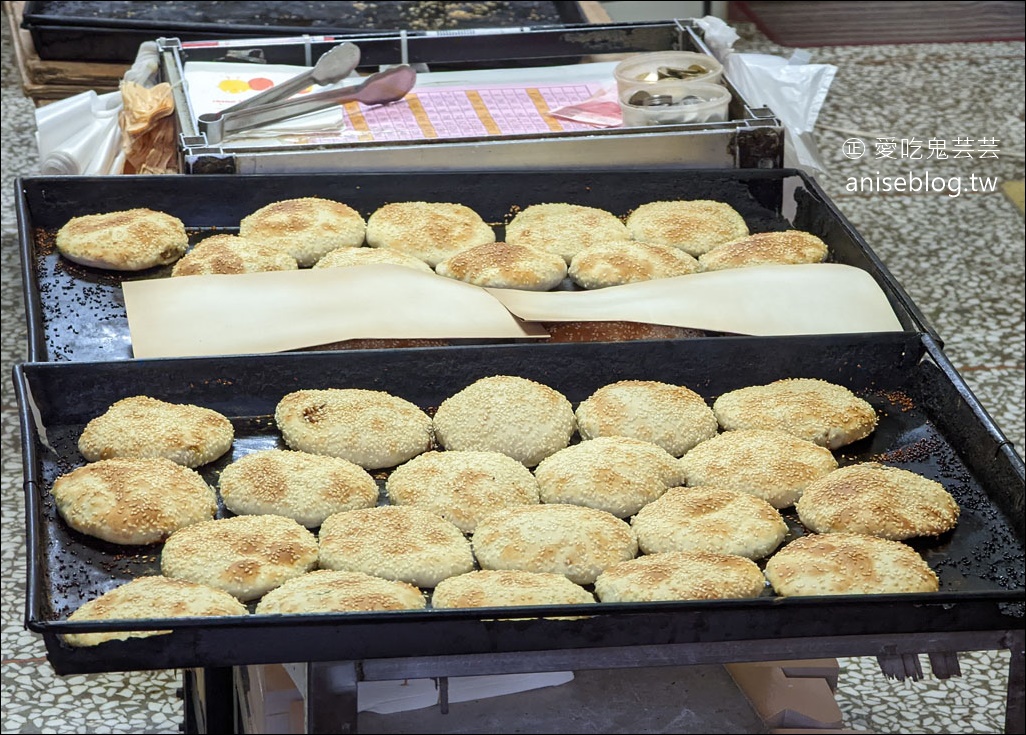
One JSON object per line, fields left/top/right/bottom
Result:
{"left": 197, "top": 42, "right": 417, "bottom": 144}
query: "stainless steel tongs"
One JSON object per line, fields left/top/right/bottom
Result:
{"left": 197, "top": 42, "right": 417, "bottom": 144}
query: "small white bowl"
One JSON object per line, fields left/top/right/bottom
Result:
{"left": 618, "top": 81, "right": 732, "bottom": 127}
{"left": 614, "top": 51, "right": 724, "bottom": 97}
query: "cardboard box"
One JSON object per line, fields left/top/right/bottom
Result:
{"left": 726, "top": 660, "right": 844, "bottom": 731}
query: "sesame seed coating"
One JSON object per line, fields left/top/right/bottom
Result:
{"left": 319, "top": 506, "right": 475, "bottom": 588}
{"left": 55, "top": 208, "right": 188, "bottom": 271}
{"left": 432, "top": 569, "right": 595, "bottom": 609}
{"left": 435, "top": 241, "right": 567, "bottom": 291}
{"left": 533, "top": 436, "right": 684, "bottom": 518}
{"left": 313, "top": 246, "right": 433, "bottom": 272}
{"left": 366, "top": 201, "right": 495, "bottom": 267}
{"left": 505, "top": 203, "right": 630, "bottom": 263}
{"left": 255, "top": 569, "right": 426, "bottom": 614}
{"left": 764, "top": 532, "right": 939, "bottom": 596}
{"left": 796, "top": 462, "right": 960, "bottom": 540}
{"left": 64, "top": 576, "right": 248, "bottom": 648}
{"left": 161, "top": 515, "right": 319, "bottom": 601}
{"left": 568, "top": 239, "right": 699, "bottom": 289}
{"left": 626, "top": 200, "right": 749, "bottom": 257}
{"left": 594, "top": 551, "right": 767, "bottom": 603}
{"left": 699, "top": 230, "right": 829, "bottom": 272}
{"left": 219, "top": 449, "right": 379, "bottom": 528}
{"left": 680, "top": 429, "right": 838, "bottom": 508}
{"left": 51, "top": 457, "right": 217, "bottom": 545}
{"left": 171, "top": 234, "right": 298, "bottom": 276}
{"left": 240, "top": 197, "right": 366, "bottom": 267}
{"left": 433, "top": 375, "right": 575, "bottom": 467}
{"left": 78, "top": 395, "right": 234, "bottom": 468}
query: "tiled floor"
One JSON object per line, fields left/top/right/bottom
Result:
{"left": 1, "top": 5, "right": 1023, "bottom": 734}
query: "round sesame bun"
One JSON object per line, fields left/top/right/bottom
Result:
{"left": 626, "top": 200, "right": 749, "bottom": 257}
{"left": 435, "top": 241, "right": 567, "bottom": 291}
{"left": 594, "top": 551, "right": 766, "bottom": 603}
{"left": 64, "top": 576, "right": 248, "bottom": 648}
{"left": 432, "top": 570, "right": 595, "bottom": 609}
{"left": 433, "top": 376, "right": 575, "bottom": 467}
{"left": 55, "top": 208, "right": 188, "bottom": 271}
{"left": 699, "top": 230, "right": 829, "bottom": 272}
{"left": 51, "top": 458, "right": 217, "bottom": 545}
{"left": 544, "top": 321, "right": 707, "bottom": 343}
{"left": 170, "top": 234, "right": 298, "bottom": 277}
{"left": 318, "top": 506, "right": 474, "bottom": 588}
{"left": 680, "top": 429, "right": 838, "bottom": 508}
{"left": 366, "top": 202, "right": 495, "bottom": 267}
{"left": 218, "top": 449, "right": 379, "bottom": 528}
{"left": 313, "top": 246, "right": 433, "bottom": 272}
{"left": 796, "top": 462, "right": 959, "bottom": 540}
{"left": 239, "top": 197, "right": 366, "bottom": 267}
{"left": 631, "top": 487, "right": 788, "bottom": 559}
{"left": 568, "top": 239, "right": 699, "bottom": 289}
{"left": 161, "top": 514, "right": 319, "bottom": 601}
{"left": 712, "top": 378, "right": 878, "bottom": 450}
{"left": 78, "top": 395, "right": 234, "bottom": 468}
{"left": 255, "top": 570, "right": 425, "bottom": 614}
{"left": 764, "top": 532, "right": 939, "bottom": 596}
{"left": 505, "top": 203, "right": 630, "bottom": 263}
{"left": 275, "top": 389, "right": 432, "bottom": 470}
{"left": 575, "top": 380, "right": 718, "bottom": 457}
{"left": 472, "top": 504, "right": 637, "bottom": 585}
{"left": 386, "top": 450, "right": 540, "bottom": 533}
{"left": 533, "top": 436, "right": 683, "bottom": 518}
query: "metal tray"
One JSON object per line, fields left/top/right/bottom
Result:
{"left": 15, "top": 167, "right": 934, "bottom": 363}
{"left": 22, "top": 1, "right": 586, "bottom": 62}
{"left": 15, "top": 334, "right": 1024, "bottom": 676}
{"left": 158, "top": 21, "right": 786, "bottom": 174}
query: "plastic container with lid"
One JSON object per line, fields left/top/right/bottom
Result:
{"left": 618, "top": 81, "right": 731, "bottom": 127}
{"left": 613, "top": 51, "right": 724, "bottom": 97}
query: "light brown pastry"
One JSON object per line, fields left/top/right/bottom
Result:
{"left": 50, "top": 458, "right": 217, "bottom": 545}
{"left": 533, "top": 436, "right": 683, "bottom": 518}
{"left": 313, "top": 246, "right": 433, "bottom": 272}
{"left": 594, "top": 551, "right": 766, "bottom": 603}
{"left": 712, "top": 378, "right": 877, "bottom": 450}
{"left": 218, "top": 449, "right": 379, "bottom": 528}
{"left": 680, "top": 429, "right": 838, "bottom": 508}
{"left": 472, "top": 503, "right": 637, "bottom": 585}
{"left": 170, "top": 234, "right": 298, "bottom": 276}
{"left": 56, "top": 208, "right": 187, "bottom": 271}
{"left": 64, "top": 576, "right": 247, "bottom": 647}
{"left": 699, "top": 230, "right": 829, "bottom": 271}
{"left": 255, "top": 570, "right": 426, "bottom": 614}
{"left": 78, "top": 395, "right": 234, "bottom": 468}
{"left": 626, "top": 200, "right": 749, "bottom": 256}
{"left": 274, "top": 388, "right": 432, "bottom": 470}
{"left": 764, "top": 533, "right": 940, "bottom": 596}
{"left": 432, "top": 570, "right": 595, "bottom": 609}
{"left": 160, "top": 514, "right": 319, "bottom": 601}
{"left": 575, "top": 379, "right": 718, "bottom": 457}
{"left": 630, "top": 487, "right": 788, "bottom": 559}
{"left": 240, "top": 197, "right": 366, "bottom": 267}
{"left": 435, "top": 241, "right": 567, "bottom": 290}
{"left": 568, "top": 239, "right": 699, "bottom": 288}
{"left": 366, "top": 201, "right": 495, "bottom": 267}
{"left": 318, "top": 506, "right": 474, "bottom": 588}
{"left": 505, "top": 203, "right": 630, "bottom": 263}
{"left": 796, "top": 462, "right": 960, "bottom": 540}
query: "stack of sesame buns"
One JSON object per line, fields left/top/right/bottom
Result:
{"left": 239, "top": 197, "right": 366, "bottom": 267}
{"left": 275, "top": 388, "right": 432, "bottom": 470}
{"left": 366, "top": 201, "right": 495, "bottom": 267}
{"left": 56, "top": 208, "right": 188, "bottom": 271}
{"left": 505, "top": 203, "right": 630, "bottom": 262}
{"left": 435, "top": 241, "right": 567, "bottom": 291}
{"left": 78, "top": 396, "right": 234, "bottom": 468}
{"left": 171, "top": 234, "right": 298, "bottom": 277}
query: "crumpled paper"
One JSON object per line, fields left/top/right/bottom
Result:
{"left": 119, "top": 81, "right": 178, "bottom": 174}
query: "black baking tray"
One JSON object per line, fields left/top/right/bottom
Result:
{"left": 15, "top": 334, "right": 1025, "bottom": 675}
{"left": 15, "top": 168, "right": 936, "bottom": 363}
{"left": 22, "top": 1, "right": 587, "bottom": 63}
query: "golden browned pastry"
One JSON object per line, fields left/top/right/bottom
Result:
{"left": 255, "top": 570, "right": 426, "bottom": 614}
{"left": 240, "top": 197, "right": 366, "bottom": 266}
{"left": 568, "top": 239, "right": 699, "bottom": 288}
{"left": 764, "top": 533, "right": 940, "bottom": 596}
{"left": 432, "top": 570, "right": 595, "bottom": 609}
{"left": 366, "top": 201, "right": 495, "bottom": 266}
{"left": 313, "top": 246, "right": 433, "bottom": 272}
{"left": 505, "top": 203, "right": 630, "bottom": 263}
{"left": 796, "top": 462, "right": 959, "bottom": 540}
{"left": 435, "top": 241, "right": 567, "bottom": 290}
{"left": 594, "top": 551, "right": 766, "bottom": 603}
{"left": 626, "top": 200, "right": 749, "bottom": 256}
{"left": 170, "top": 234, "right": 298, "bottom": 276}
{"left": 56, "top": 208, "right": 188, "bottom": 271}
{"left": 699, "top": 230, "right": 829, "bottom": 271}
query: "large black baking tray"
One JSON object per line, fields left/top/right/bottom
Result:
{"left": 15, "top": 334, "right": 1024, "bottom": 675}
{"left": 22, "top": 1, "right": 586, "bottom": 63}
{"left": 16, "top": 168, "right": 935, "bottom": 363}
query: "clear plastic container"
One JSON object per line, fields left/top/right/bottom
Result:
{"left": 613, "top": 51, "right": 724, "bottom": 97}
{"left": 618, "top": 81, "right": 731, "bottom": 127}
